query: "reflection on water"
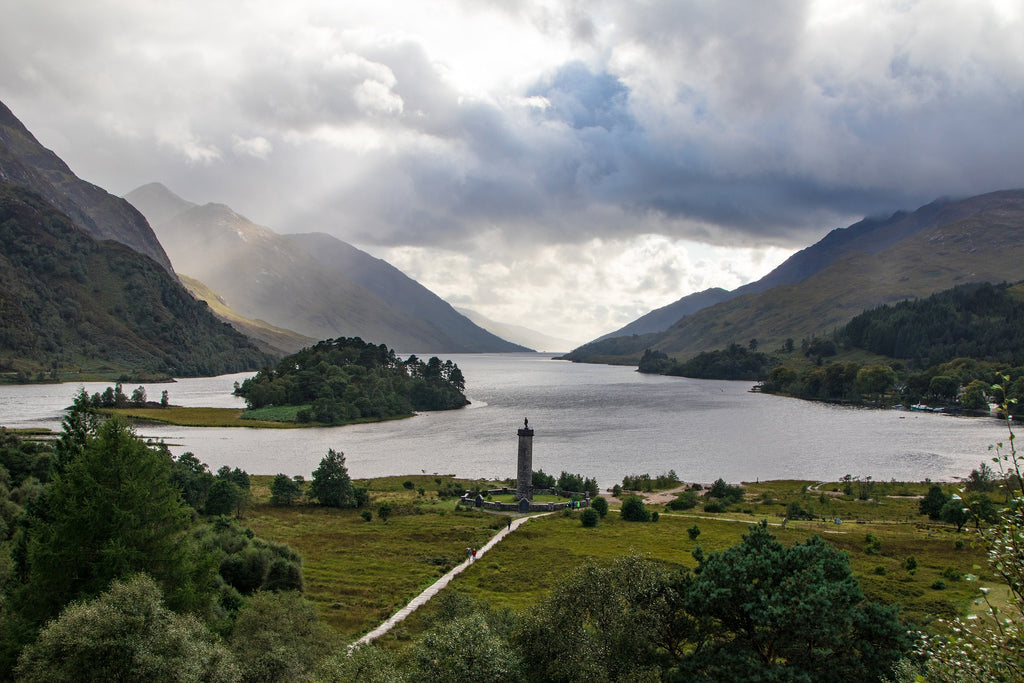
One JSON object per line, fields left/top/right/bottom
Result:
{"left": 0, "top": 354, "right": 1004, "bottom": 486}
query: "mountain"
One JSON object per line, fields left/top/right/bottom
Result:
{"left": 565, "top": 189, "right": 1024, "bottom": 363}
{"left": 0, "top": 101, "right": 173, "bottom": 272}
{"left": 286, "top": 232, "right": 531, "bottom": 352}
{"left": 593, "top": 287, "right": 734, "bottom": 341}
{"left": 177, "top": 275, "right": 316, "bottom": 356}
{"left": 455, "top": 307, "right": 575, "bottom": 352}
{"left": 126, "top": 183, "right": 529, "bottom": 353}
{"left": 0, "top": 183, "right": 273, "bottom": 380}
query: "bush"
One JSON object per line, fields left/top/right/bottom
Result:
{"left": 590, "top": 496, "right": 609, "bottom": 518}
{"left": 707, "top": 478, "right": 744, "bottom": 504}
{"left": 785, "top": 500, "right": 813, "bottom": 520}
{"left": 687, "top": 524, "right": 701, "bottom": 541}
{"left": 580, "top": 508, "right": 599, "bottom": 527}
{"left": 620, "top": 495, "right": 651, "bottom": 522}
{"left": 703, "top": 499, "right": 725, "bottom": 513}
{"left": 360, "top": 510, "right": 372, "bottom": 522}
{"left": 667, "top": 489, "right": 699, "bottom": 511}
{"left": 402, "top": 480, "right": 414, "bottom": 490}
{"left": 865, "top": 533, "right": 882, "bottom": 555}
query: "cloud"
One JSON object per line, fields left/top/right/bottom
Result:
{"left": 2, "top": 0, "right": 1023, "bottom": 340}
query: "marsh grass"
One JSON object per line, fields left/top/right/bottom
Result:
{"left": 103, "top": 406, "right": 296, "bottom": 428}
{"left": 104, "top": 406, "right": 416, "bottom": 428}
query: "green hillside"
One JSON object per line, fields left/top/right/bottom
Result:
{"left": 0, "top": 184, "right": 274, "bottom": 381}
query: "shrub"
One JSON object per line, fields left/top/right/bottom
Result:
{"left": 402, "top": 480, "right": 414, "bottom": 489}
{"left": 590, "top": 496, "right": 609, "bottom": 518}
{"left": 580, "top": 508, "right": 599, "bottom": 528}
{"left": 667, "top": 489, "right": 699, "bottom": 511}
{"left": 703, "top": 499, "right": 725, "bottom": 513}
{"left": 864, "top": 533, "right": 882, "bottom": 555}
{"left": 707, "top": 478, "right": 744, "bottom": 504}
{"left": 620, "top": 495, "right": 651, "bottom": 522}
{"left": 360, "top": 510, "right": 372, "bottom": 522}
{"left": 786, "top": 500, "right": 813, "bottom": 520}
{"left": 687, "top": 524, "right": 701, "bottom": 541}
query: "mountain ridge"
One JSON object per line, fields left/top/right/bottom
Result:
{"left": 565, "top": 189, "right": 1024, "bottom": 363}
{"left": 126, "top": 183, "right": 530, "bottom": 353}
{"left": 0, "top": 102, "right": 173, "bottom": 272}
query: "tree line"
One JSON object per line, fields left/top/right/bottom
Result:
{"left": 233, "top": 337, "right": 468, "bottom": 424}
{"left": 639, "top": 280, "right": 1024, "bottom": 408}
{"left": 0, "top": 392, "right": 315, "bottom": 678}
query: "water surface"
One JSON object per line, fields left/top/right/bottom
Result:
{"left": 0, "top": 354, "right": 1004, "bottom": 487}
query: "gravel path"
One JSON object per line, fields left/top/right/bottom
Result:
{"left": 353, "top": 512, "right": 550, "bottom": 647}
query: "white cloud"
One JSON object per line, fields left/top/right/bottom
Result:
{"left": 231, "top": 135, "right": 272, "bottom": 159}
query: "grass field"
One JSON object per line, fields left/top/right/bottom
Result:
{"left": 241, "top": 475, "right": 998, "bottom": 645}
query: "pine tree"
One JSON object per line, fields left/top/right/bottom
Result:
{"left": 309, "top": 449, "right": 355, "bottom": 508}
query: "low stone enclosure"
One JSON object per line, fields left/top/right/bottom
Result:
{"left": 459, "top": 487, "right": 591, "bottom": 513}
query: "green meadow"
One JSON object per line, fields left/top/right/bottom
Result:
{"left": 244, "top": 475, "right": 996, "bottom": 643}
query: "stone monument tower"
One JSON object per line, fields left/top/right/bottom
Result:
{"left": 516, "top": 417, "right": 534, "bottom": 501}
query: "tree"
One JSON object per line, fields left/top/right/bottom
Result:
{"left": 682, "top": 522, "right": 909, "bottom": 680}
{"left": 14, "top": 574, "right": 239, "bottom": 683}
{"left": 206, "top": 479, "right": 244, "bottom": 516}
{"left": 310, "top": 449, "right": 356, "bottom": 508}
{"left": 512, "top": 554, "right": 673, "bottom": 682}
{"left": 411, "top": 612, "right": 523, "bottom": 680}
{"left": 620, "top": 494, "right": 651, "bottom": 522}
{"left": 228, "top": 591, "right": 334, "bottom": 683}
{"left": 919, "top": 484, "right": 950, "bottom": 520}
{"left": 961, "top": 379, "right": 990, "bottom": 410}
{"left": 15, "top": 417, "right": 214, "bottom": 628}
{"left": 940, "top": 497, "right": 971, "bottom": 531}
{"left": 269, "top": 474, "right": 303, "bottom": 506}
{"left": 855, "top": 365, "right": 897, "bottom": 397}
{"left": 965, "top": 461, "right": 997, "bottom": 492}
{"left": 929, "top": 375, "right": 959, "bottom": 402}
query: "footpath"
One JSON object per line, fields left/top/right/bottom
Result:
{"left": 353, "top": 512, "right": 548, "bottom": 647}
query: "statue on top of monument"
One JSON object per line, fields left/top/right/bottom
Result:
{"left": 524, "top": 417, "right": 529, "bottom": 429}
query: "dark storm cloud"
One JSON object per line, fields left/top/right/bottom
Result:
{"left": 2, "top": 0, "right": 1023, "bottom": 252}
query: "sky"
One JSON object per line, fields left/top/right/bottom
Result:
{"left": 2, "top": 0, "right": 1024, "bottom": 346}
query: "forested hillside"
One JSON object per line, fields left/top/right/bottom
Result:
{"left": 840, "top": 281, "right": 1024, "bottom": 367}
{"left": 234, "top": 337, "right": 469, "bottom": 424}
{"left": 0, "top": 184, "right": 273, "bottom": 380}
